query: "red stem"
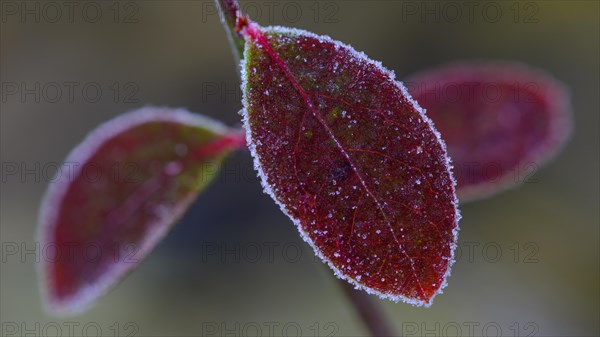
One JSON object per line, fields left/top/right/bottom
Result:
{"left": 218, "top": 0, "right": 240, "bottom": 25}
{"left": 341, "top": 282, "right": 398, "bottom": 337}
{"left": 215, "top": 0, "right": 247, "bottom": 64}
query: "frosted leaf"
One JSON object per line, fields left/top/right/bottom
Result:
{"left": 240, "top": 21, "right": 459, "bottom": 306}
{"left": 38, "top": 107, "right": 242, "bottom": 314}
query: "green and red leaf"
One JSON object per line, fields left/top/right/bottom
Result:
{"left": 38, "top": 107, "right": 244, "bottom": 314}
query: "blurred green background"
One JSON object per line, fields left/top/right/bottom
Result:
{"left": 1, "top": 1, "right": 598, "bottom": 336}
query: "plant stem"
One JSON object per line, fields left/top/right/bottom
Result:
{"left": 221, "top": 130, "right": 248, "bottom": 151}
{"left": 340, "top": 281, "right": 398, "bottom": 337}
{"left": 215, "top": 0, "right": 246, "bottom": 66}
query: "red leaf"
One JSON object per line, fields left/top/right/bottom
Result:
{"left": 38, "top": 107, "right": 244, "bottom": 314}
{"left": 405, "top": 62, "right": 572, "bottom": 201}
{"left": 240, "top": 23, "right": 459, "bottom": 306}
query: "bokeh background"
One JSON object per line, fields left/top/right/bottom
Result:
{"left": 1, "top": 1, "right": 598, "bottom": 336}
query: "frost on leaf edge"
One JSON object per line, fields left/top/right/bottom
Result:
{"left": 37, "top": 106, "right": 230, "bottom": 315}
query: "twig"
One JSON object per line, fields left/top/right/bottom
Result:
{"left": 340, "top": 281, "right": 398, "bottom": 337}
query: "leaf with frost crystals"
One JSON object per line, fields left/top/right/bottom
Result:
{"left": 38, "top": 107, "right": 244, "bottom": 314}
{"left": 240, "top": 22, "right": 460, "bottom": 306}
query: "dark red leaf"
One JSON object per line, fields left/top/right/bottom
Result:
{"left": 405, "top": 62, "right": 572, "bottom": 201}
{"left": 38, "top": 107, "right": 244, "bottom": 314}
{"left": 240, "top": 23, "right": 459, "bottom": 306}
